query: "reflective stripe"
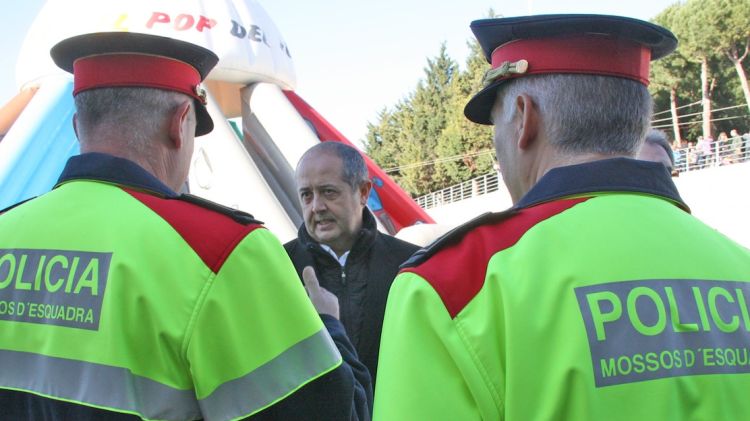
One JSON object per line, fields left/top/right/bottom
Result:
{"left": 200, "top": 327, "right": 342, "bottom": 421}
{"left": 0, "top": 349, "right": 200, "bottom": 420}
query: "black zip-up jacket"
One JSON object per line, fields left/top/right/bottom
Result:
{"left": 284, "top": 209, "right": 419, "bottom": 383}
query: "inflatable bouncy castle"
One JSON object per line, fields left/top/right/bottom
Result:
{"left": 0, "top": 0, "right": 433, "bottom": 241}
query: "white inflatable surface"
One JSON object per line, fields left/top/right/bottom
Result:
{"left": 16, "top": 0, "right": 295, "bottom": 91}
{"left": 246, "top": 83, "right": 320, "bottom": 169}
{"left": 189, "top": 92, "right": 297, "bottom": 241}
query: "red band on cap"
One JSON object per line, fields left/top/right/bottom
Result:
{"left": 73, "top": 54, "right": 205, "bottom": 103}
{"left": 491, "top": 35, "right": 651, "bottom": 85}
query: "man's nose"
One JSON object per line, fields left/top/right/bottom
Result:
{"left": 311, "top": 194, "right": 326, "bottom": 212}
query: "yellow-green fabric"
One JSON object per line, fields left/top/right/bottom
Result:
{"left": 0, "top": 178, "right": 341, "bottom": 420}
{"left": 375, "top": 192, "right": 750, "bottom": 420}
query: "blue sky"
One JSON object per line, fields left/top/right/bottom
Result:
{"left": 1, "top": 0, "right": 678, "bottom": 145}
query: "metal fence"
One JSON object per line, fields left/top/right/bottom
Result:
{"left": 415, "top": 171, "right": 501, "bottom": 209}
{"left": 415, "top": 134, "right": 750, "bottom": 210}
{"left": 674, "top": 135, "right": 750, "bottom": 173}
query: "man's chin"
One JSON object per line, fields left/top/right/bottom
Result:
{"left": 313, "top": 228, "right": 339, "bottom": 244}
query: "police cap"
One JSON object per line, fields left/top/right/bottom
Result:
{"left": 51, "top": 31, "right": 219, "bottom": 136}
{"left": 464, "top": 14, "right": 677, "bottom": 125}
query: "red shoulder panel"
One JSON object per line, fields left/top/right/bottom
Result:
{"left": 124, "top": 189, "right": 263, "bottom": 273}
{"left": 407, "top": 197, "right": 590, "bottom": 318}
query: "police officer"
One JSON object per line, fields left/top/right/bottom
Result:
{"left": 638, "top": 129, "right": 676, "bottom": 174}
{"left": 374, "top": 15, "right": 750, "bottom": 420}
{"left": 0, "top": 32, "right": 370, "bottom": 420}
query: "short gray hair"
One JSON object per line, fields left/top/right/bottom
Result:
{"left": 644, "top": 129, "right": 674, "bottom": 167}
{"left": 74, "top": 87, "right": 187, "bottom": 151}
{"left": 299, "top": 142, "right": 369, "bottom": 190}
{"left": 495, "top": 74, "right": 652, "bottom": 156}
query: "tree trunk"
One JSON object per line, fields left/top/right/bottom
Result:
{"left": 700, "top": 56, "right": 712, "bottom": 139}
{"left": 669, "top": 87, "right": 682, "bottom": 143}
{"left": 732, "top": 58, "right": 750, "bottom": 115}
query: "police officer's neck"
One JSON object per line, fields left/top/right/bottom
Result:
{"left": 553, "top": 151, "right": 634, "bottom": 169}
{"left": 516, "top": 151, "right": 634, "bottom": 204}
{"left": 80, "top": 137, "right": 179, "bottom": 191}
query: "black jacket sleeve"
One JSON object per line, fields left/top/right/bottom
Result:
{"left": 246, "top": 315, "right": 373, "bottom": 421}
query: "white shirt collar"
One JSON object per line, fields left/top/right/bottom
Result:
{"left": 320, "top": 244, "right": 350, "bottom": 267}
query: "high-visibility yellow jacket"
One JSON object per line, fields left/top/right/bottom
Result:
{"left": 375, "top": 158, "right": 750, "bottom": 421}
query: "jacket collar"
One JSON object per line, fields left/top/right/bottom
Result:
{"left": 56, "top": 152, "right": 177, "bottom": 197}
{"left": 299, "top": 208, "right": 378, "bottom": 263}
{"left": 515, "top": 158, "right": 689, "bottom": 212}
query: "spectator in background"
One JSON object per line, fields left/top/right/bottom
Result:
{"left": 284, "top": 142, "right": 419, "bottom": 386}
{"left": 695, "top": 135, "right": 711, "bottom": 168}
{"left": 717, "top": 131, "right": 732, "bottom": 165}
{"left": 717, "top": 131, "right": 729, "bottom": 151}
{"left": 729, "top": 129, "right": 744, "bottom": 163}
{"left": 672, "top": 139, "right": 686, "bottom": 171}
{"left": 638, "top": 129, "right": 675, "bottom": 174}
{"left": 687, "top": 141, "right": 699, "bottom": 168}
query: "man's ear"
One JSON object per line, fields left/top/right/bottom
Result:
{"left": 72, "top": 113, "right": 79, "bottom": 139}
{"left": 359, "top": 180, "right": 372, "bottom": 206}
{"left": 168, "top": 101, "right": 192, "bottom": 149}
{"left": 515, "top": 94, "right": 539, "bottom": 151}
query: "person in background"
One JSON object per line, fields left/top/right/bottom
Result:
{"left": 638, "top": 129, "right": 676, "bottom": 174}
{"left": 729, "top": 128, "right": 744, "bottom": 163}
{"left": 0, "top": 31, "right": 370, "bottom": 420}
{"left": 285, "top": 142, "right": 419, "bottom": 386}
{"left": 695, "top": 135, "right": 711, "bottom": 168}
{"left": 717, "top": 131, "right": 729, "bottom": 161}
{"left": 374, "top": 14, "right": 750, "bottom": 420}
{"left": 672, "top": 140, "right": 685, "bottom": 171}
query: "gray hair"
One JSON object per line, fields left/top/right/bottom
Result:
{"left": 299, "top": 142, "right": 369, "bottom": 190}
{"left": 494, "top": 74, "right": 653, "bottom": 156}
{"left": 643, "top": 129, "right": 674, "bottom": 167}
{"left": 74, "top": 87, "right": 187, "bottom": 151}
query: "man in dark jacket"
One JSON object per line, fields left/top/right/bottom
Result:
{"left": 285, "top": 142, "right": 419, "bottom": 383}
